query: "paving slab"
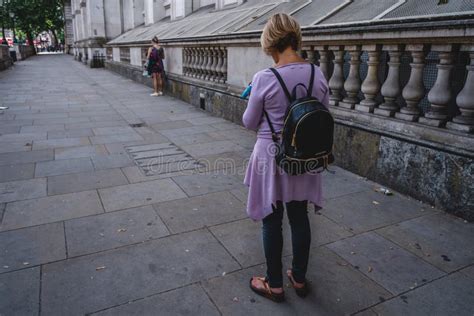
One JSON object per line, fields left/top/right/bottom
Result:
{"left": 155, "top": 191, "right": 246, "bottom": 233}
{"left": 65, "top": 205, "right": 169, "bottom": 257}
{"left": 167, "top": 132, "right": 217, "bottom": 146}
{"left": 98, "top": 178, "right": 187, "bottom": 212}
{"left": 47, "top": 168, "right": 129, "bottom": 195}
{"left": 0, "top": 222, "right": 66, "bottom": 272}
{"left": 150, "top": 120, "right": 193, "bottom": 131}
{"left": 91, "top": 153, "right": 135, "bottom": 170}
{"left": 0, "top": 132, "right": 47, "bottom": 143}
{"left": 0, "top": 141, "right": 32, "bottom": 154}
{"left": 32, "top": 137, "right": 91, "bottom": 150}
{"left": 121, "top": 165, "right": 194, "bottom": 183}
{"left": 377, "top": 213, "right": 474, "bottom": 273}
{"left": 203, "top": 247, "right": 391, "bottom": 316}
{"left": 92, "top": 126, "right": 137, "bottom": 135}
{"left": 181, "top": 140, "right": 245, "bottom": 158}
{"left": 327, "top": 232, "right": 445, "bottom": 295}
{"left": 210, "top": 212, "right": 353, "bottom": 268}
{"left": 195, "top": 150, "right": 250, "bottom": 173}
{"left": 0, "top": 163, "right": 35, "bottom": 183}
{"left": 0, "top": 125, "right": 21, "bottom": 134}
{"left": 321, "top": 190, "right": 431, "bottom": 234}
{"left": 90, "top": 133, "right": 144, "bottom": 145}
{"left": 1, "top": 190, "right": 104, "bottom": 231}
{"left": 322, "top": 168, "right": 373, "bottom": 199}
{"left": 55, "top": 144, "right": 108, "bottom": 160}
{"left": 65, "top": 120, "right": 129, "bottom": 130}
{"left": 0, "top": 267, "right": 40, "bottom": 316}
{"left": 41, "top": 229, "right": 240, "bottom": 315}
{"left": 0, "top": 178, "right": 46, "bottom": 203}
{"left": 92, "top": 284, "right": 220, "bottom": 316}
{"left": 172, "top": 170, "right": 244, "bottom": 197}
{"left": 461, "top": 265, "right": 474, "bottom": 280}
{"left": 20, "top": 124, "right": 65, "bottom": 133}
{"left": 35, "top": 157, "right": 94, "bottom": 177}
{"left": 0, "top": 149, "right": 54, "bottom": 166}
{"left": 160, "top": 125, "right": 217, "bottom": 138}
{"left": 372, "top": 272, "right": 474, "bottom": 316}
{"left": 47, "top": 128, "right": 94, "bottom": 139}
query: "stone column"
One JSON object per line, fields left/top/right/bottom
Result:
{"left": 419, "top": 45, "right": 455, "bottom": 127}
{"left": 447, "top": 46, "right": 474, "bottom": 133}
{"left": 315, "top": 45, "right": 330, "bottom": 81}
{"left": 396, "top": 45, "right": 426, "bottom": 122}
{"left": 328, "top": 46, "right": 345, "bottom": 106}
{"left": 356, "top": 45, "right": 381, "bottom": 113}
{"left": 339, "top": 46, "right": 362, "bottom": 109}
{"left": 375, "top": 45, "right": 403, "bottom": 117}
{"left": 144, "top": 0, "right": 165, "bottom": 25}
{"left": 86, "top": 0, "right": 105, "bottom": 39}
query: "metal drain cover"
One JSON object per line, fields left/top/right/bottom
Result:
{"left": 126, "top": 143, "right": 201, "bottom": 176}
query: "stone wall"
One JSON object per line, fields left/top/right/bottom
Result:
{"left": 0, "top": 45, "right": 13, "bottom": 71}
{"left": 104, "top": 59, "right": 474, "bottom": 221}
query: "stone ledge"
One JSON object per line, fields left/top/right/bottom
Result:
{"left": 330, "top": 106, "right": 474, "bottom": 159}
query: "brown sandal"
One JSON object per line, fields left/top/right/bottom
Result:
{"left": 249, "top": 277, "right": 285, "bottom": 303}
{"left": 287, "top": 270, "right": 310, "bottom": 298}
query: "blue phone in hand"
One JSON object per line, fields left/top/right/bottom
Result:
{"left": 241, "top": 83, "right": 252, "bottom": 99}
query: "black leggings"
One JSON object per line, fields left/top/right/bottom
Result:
{"left": 262, "top": 200, "right": 311, "bottom": 288}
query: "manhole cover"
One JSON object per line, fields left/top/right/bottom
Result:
{"left": 126, "top": 143, "right": 202, "bottom": 176}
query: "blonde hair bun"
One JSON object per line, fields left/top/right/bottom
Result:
{"left": 260, "top": 13, "right": 302, "bottom": 55}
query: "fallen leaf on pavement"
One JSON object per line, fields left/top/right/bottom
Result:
{"left": 368, "top": 266, "right": 373, "bottom": 273}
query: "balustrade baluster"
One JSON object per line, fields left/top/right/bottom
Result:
{"left": 315, "top": 46, "right": 331, "bottom": 81}
{"left": 222, "top": 48, "right": 228, "bottom": 83}
{"left": 214, "top": 47, "right": 222, "bottom": 83}
{"left": 190, "top": 48, "right": 197, "bottom": 77}
{"left": 328, "top": 46, "right": 344, "bottom": 106}
{"left": 203, "top": 47, "right": 209, "bottom": 80}
{"left": 396, "top": 45, "right": 426, "bottom": 122}
{"left": 210, "top": 47, "right": 217, "bottom": 81}
{"left": 183, "top": 48, "right": 188, "bottom": 75}
{"left": 375, "top": 45, "right": 403, "bottom": 117}
{"left": 447, "top": 46, "right": 474, "bottom": 133}
{"left": 356, "top": 45, "right": 381, "bottom": 113}
{"left": 339, "top": 45, "right": 361, "bottom": 109}
{"left": 419, "top": 45, "right": 456, "bottom": 127}
{"left": 306, "top": 47, "right": 315, "bottom": 64}
{"left": 198, "top": 47, "right": 205, "bottom": 79}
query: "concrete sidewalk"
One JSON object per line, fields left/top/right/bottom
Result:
{"left": 1, "top": 54, "right": 473, "bottom": 315}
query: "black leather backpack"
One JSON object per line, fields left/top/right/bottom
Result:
{"left": 263, "top": 63, "right": 335, "bottom": 176}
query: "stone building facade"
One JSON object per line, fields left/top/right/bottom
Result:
{"left": 69, "top": 0, "right": 474, "bottom": 220}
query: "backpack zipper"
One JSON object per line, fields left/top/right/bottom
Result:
{"left": 291, "top": 109, "right": 325, "bottom": 151}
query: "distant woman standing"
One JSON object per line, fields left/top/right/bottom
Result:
{"left": 147, "top": 36, "right": 165, "bottom": 96}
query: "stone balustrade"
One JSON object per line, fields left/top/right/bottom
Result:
{"left": 301, "top": 43, "right": 474, "bottom": 133}
{"left": 182, "top": 46, "right": 227, "bottom": 84}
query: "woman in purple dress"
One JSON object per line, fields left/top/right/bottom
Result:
{"left": 147, "top": 36, "right": 165, "bottom": 97}
{"left": 244, "top": 13, "right": 329, "bottom": 302}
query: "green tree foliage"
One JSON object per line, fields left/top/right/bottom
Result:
{"left": 0, "top": 0, "right": 64, "bottom": 45}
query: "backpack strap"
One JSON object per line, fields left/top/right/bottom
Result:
{"left": 263, "top": 110, "right": 279, "bottom": 143}
{"left": 269, "top": 68, "right": 292, "bottom": 103}
{"left": 307, "top": 63, "right": 315, "bottom": 97}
